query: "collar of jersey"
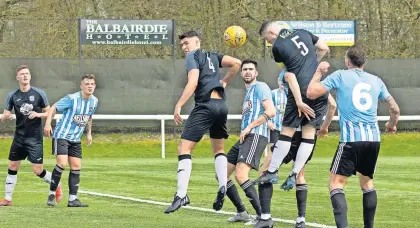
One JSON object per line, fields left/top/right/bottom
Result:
{"left": 246, "top": 81, "right": 258, "bottom": 89}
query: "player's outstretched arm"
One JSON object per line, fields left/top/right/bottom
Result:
{"left": 220, "top": 56, "right": 241, "bottom": 88}
{"left": 318, "top": 94, "right": 337, "bottom": 137}
{"left": 314, "top": 40, "right": 330, "bottom": 62}
{"left": 307, "top": 61, "right": 331, "bottom": 99}
{"left": 284, "top": 72, "right": 315, "bottom": 119}
{"left": 382, "top": 96, "right": 400, "bottom": 132}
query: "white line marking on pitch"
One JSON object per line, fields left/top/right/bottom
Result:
{"left": 79, "top": 190, "right": 335, "bottom": 228}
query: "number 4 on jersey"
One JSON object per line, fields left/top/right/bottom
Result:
{"left": 207, "top": 56, "right": 215, "bottom": 72}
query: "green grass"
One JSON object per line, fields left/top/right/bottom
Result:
{"left": 0, "top": 132, "right": 419, "bottom": 227}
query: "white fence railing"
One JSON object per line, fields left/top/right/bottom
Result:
{"left": 2, "top": 114, "right": 420, "bottom": 158}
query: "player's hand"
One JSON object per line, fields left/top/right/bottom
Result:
{"left": 240, "top": 127, "right": 251, "bottom": 144}
{"left": 317, "top": 61, "right": 330, "bottom": 74}
{"left": 267, "top": 122, "right": 275, "bottom": 130}
{"left": 28, "top": 111, "right": 40, "bottom": 119}
{"left": 385, "top": 121, "right": 397, "bottom": 133}
{"left": 174, "top": 105, "right": 183, "bottom": 125}
{"left": 220, "top": 79, "right": 227, "bottom": 88}
{"left": 296, "top": 101, "right": 315, "bottom": 120}
{"left": 317, "top": 127, "right": 328, "bottom": 137}
{"left": 44, "top": 124, "right": 53, "bottom": 137}
{"left": 86, "top": 133, "right": 93, "bottom": 146}
{"left": 1, "top": 113, "right": 13, "bottom": 123}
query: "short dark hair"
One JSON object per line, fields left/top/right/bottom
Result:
{"left": 259, "top": 21, "right": 271, "bottom": 35}
{"left": 82, "top": 74, "right": 96, "bottom": 83}
{"left": 346, "top": 45, "right": 366, "bottom": 67}
{"left": 178, "top": 30, "right": 200, "bottom": 40}
{"left": 16, "top": 65, "right": 29, "bottom": 74}
{"left": 241, "top": 59, "right": 258, "bottom": 70}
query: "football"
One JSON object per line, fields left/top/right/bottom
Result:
{"left": 223, "top": 26, "right": 247, "bottom": 48}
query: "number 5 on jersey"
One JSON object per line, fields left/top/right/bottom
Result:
{"left": 291, "top": 36, "right": 309, "bottom": 56}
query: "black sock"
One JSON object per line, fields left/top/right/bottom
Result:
{"left": 8, "top": 169, "right": 17, "bottom": 175}
{"left": 226, "top": 180, "right": 246, "bottom": 213}
{"left": 50, "top": 165, "right": 64, "bottom": 192}
{"left": 330, "top": 188, "right": 348, "bottom": 228}
{"left": 258, "top": 183, "right": 273, "bottom": 215}
{"left": 363, "top": 189, "right": 377, "bottom": 228}
{"left": 241, "top": 180, "right": 261, "bottom": 216}
{"left": 37, "top": 169, "right": 46, "bottom": 178}
{"left": 296, "top": 184, "right": 308, "bottom": 218}
{"left": 69, "top": 169, "right": 81, "bottom": 196}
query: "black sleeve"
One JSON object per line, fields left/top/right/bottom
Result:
{"left": 307, "top": 30, "right": 319, "bottom": 45}
{"left": 272, "top": 45, "right": 285, "bottom": 63}
{"left": 217, "top": 53, "right": 224, "bottom": 68}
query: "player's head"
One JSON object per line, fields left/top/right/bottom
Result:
{"left": 345, "top": 45, "right": 366, "bottom": 69}
{"left": 80, "top": 74, "right": 96, "bottom": 96}
{"left": 259, "top": 21, "right": 293, "bottom": 44}
{"left": 179, "top": 30, "right": 201, "bottom": 56}
{"left": 16, "top": 65, "right": 31, "bottom": 85}
{"left": 241, "top": 59, "right": 259, "bottom": 84}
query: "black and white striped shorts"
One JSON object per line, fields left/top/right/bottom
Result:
{"left": 227, "top": 133, "right": 268, "bottom": 170}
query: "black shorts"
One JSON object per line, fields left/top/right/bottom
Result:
{"left": 227, "top": 134, "right": 268, "bottom": 170}
{"left": 52, "top": 138, "right": 82, "bottom": 158}
{"left": 181, "top": 99, "right": 229, "bottom": 142}
{"left": 282, "top": 91, "right": 328, "bottom": 129}
{"left": 269, "top": 130, "right": 281, "bottom": 144}
{"left": 9, "top": 136, "right": 44, "bottom": 164}
{"left": 330, "top": 142, "right": 380, "bottom": 179}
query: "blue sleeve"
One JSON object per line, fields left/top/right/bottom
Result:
{"left": 321, "top": 71, "right": 342, "bottom": 91}
{"left": 93, "top": 99, "right": 99, "bottom": 114}
{"left": 279, "top": 70, "right": 287, "bottom": 84}
{"left": 378, "top": 78, "right": 391, "bottom": 100}
{"left": 55, "top": 95, "right": 73, "bottom": 112}
{"left": 3, "top": 92, "right": 14, "bottom": 111}
{"left": 186, "top": 52, "right": 199, "bottom": 72}
{"left": 255, "top": 83, "right": 272, "bottom": 102}
{"left": 271, "top": 90, "right": 276, "bottom": 105}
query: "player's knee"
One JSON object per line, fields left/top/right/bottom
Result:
{"left": 280, "top": 127, "right": 295, "bottom": 137}
{"left": 31, "top": 165, "right": 43, "bottom": 175}
{"left": 8, "top": 161, "right": 20, "bottom": 171}
{"left": 234, "top": 169, "right": 248, "bottom": 184}
{"left": 177, "top": 140, "right": 193, "bottom": 155}
{"left": 329, "top": 174, "right": 347, "bottom": 191}
{"left": 56, "top": 160, "right": 68, "bottom": 169}
{"left": 360, "top": 179, "right": 374, "bottom": 190}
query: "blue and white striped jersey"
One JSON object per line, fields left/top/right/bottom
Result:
{"left": 270, "top": 88, "right": 287, "bottom": 131}
{"left": 321, "top": 69, "right": 391, "bottom": 142}
{"left": 241, "top": 81, "right": 272, "bottom": 137}
{"left": 53, "top": 92, "right": 98, "bottom": 142}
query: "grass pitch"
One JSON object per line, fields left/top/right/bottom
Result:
{"left": 0, "top": 132, "right": 419, "bottom": 227}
